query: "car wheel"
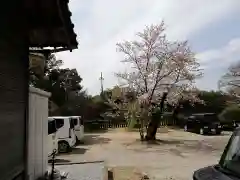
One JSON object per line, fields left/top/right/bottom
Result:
{"left": 184, "top": 125, "right": 188, "bottom": 132}
{"left": 200, "top": 128, "right": 204, "bottom": 135}
{"left": 58, "top": 141, "right": 70, "bottom": 153}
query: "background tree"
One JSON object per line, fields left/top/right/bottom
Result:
{"left": 197, "top": 91, "right": 228, "bottom": 113}
{"left": 30, "top": 54, "right": 83, "bottom": 105}
{"left": 29, "top": 54, "right": 63, "bottom": 85}
{"left": 219, "top": 105, "right": 240, "bottom": 123}
{"left": 115, "top": 22, "right": 202, "bottom": 140}
{"left": 175, "top": 90, "right": 228, "bottom": 116}
{"left": 29, "top": 53, "right": 111, "bottom": 119}
{"left": 219, "top": 61, "right": 240, "bottom": 97}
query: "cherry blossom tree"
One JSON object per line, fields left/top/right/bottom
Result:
{"left": 115, "top": 22, "right": 202, "bottom": 140}
{"left": 167, "top": 86, "right": 203, "bottom": 122}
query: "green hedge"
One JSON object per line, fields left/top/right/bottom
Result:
{"left": 84, "top": 122, "right": 106, "bottom": 131}
{"left": 219, "top": 105, "right": 240, "bottom": 122}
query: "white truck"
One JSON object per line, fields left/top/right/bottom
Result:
{"left": 48, "top": 116, "right": 76, "bottom": 153}
{"left": 69, "top": 116, "right": 84, "bottom": 143}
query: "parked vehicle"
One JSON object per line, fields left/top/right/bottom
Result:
{"left": 47, "top": 119, "right": 58, "bottom": 159}
{"left": 221, "top": 121, "right": 240, "bottom": 131}
{"left": 48, "top": 116, "right": 76, "bottom": 153}
{"left": 184, "top": 113, "right": 222, "bottom": 135}
{"left": 193, "top": 127, "right": 240, "bottom": 180}
{"left": 70, "top": 116, "right": 84, "bottom": 142}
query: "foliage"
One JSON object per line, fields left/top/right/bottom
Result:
{"left": 29, "top": 54, "right": 63, "bottom": 83}
{"left": 30, "top": 53, "right": 110, "bottom": 119}
{"left": 198, "top": 91, "right": 227, "bottom": 113}
{"left": 51, "top": 89, "right": 112, "bottom": 120}
{"left": 219, "top": 105, "right": 240, "bottom": 122}
{"left": 175, "top": 90, "right": 231, "bottom": 119}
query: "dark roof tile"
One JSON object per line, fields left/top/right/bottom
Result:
{"left": 26, "top": 0, "right": 78, "bottom": 52}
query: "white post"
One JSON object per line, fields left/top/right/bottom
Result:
{"left": 28, "top": 87, "right": 51, "bottom": 180}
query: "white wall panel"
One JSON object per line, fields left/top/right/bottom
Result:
{"left": 28, "top": 87, "right": 50, "bottom": 180}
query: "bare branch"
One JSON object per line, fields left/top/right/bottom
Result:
{"left": 219, "top": 60, "right": 240, "bottom": 96}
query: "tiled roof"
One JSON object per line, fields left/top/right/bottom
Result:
{"left": 26, "top": 0, "right": 78, "bottom": 52}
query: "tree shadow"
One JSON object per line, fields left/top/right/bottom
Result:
{"left": 56, "top": 147, "right": 89, "bottom": 156}
{"left": 123, "top": 138, "right": 187, "bottom": 147}
{"left": 68, "top": 147, "right": 88, "bottom": 155}
{"left": 48, "top": 158, "right": 71, "bottom": 164}
{"left": 148, "top": 139, "right": 184, "bottom": 145}
{"left": 169, "top": 148, "right": 186, "bottom": 158}
{"left": 126, "top": 138, "right": 221, "bottom": 155}
{"left": 179, "top": 140, "right": 220, "bottom": 152}
{"left": 84, "top": 129, "right": 109, "bottom": 133}
{"left": 150, "top": 139, "right": 219, "bottom": 152}
{"left": 82, "top": 134, "right": 111, "bottom": 145}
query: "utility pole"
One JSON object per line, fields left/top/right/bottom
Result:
{"left": 99, "top": 72, "right": 104, "bottom": 94}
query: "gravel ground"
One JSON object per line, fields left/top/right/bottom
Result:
{"left": 55, "top": 129, "right": 232, "bottom": 180}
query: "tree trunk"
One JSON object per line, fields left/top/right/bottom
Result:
{"left": 173, "top": 104, "right": 180, "bottom": 120}
{"left": 145, "top": 93, "right": 168, "bottom": 140}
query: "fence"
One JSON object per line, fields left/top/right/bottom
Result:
{"left": 84, "top": 117, "right": 177, "bottom": 131}
{"left": 99, "top": 123, "right": 128, "bottom": 129}
{"left": 159, "top": 118, "right": 177, "bottom": 126}
{"left": 84, "top": 121, "right": 128, "bottom": 131}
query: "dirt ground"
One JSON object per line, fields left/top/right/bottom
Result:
{"left": 56, "top": 128, "right": 232, "bottom": 180}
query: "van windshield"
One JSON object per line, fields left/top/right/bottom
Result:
{"left": 220, "top": 129, "right": 240, "bottom": 177}
{"left": 48, "top": 120, "right": 57, "bottom": 135}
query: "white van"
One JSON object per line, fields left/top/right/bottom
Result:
{"left": 48, "top": 119, "right": 58, "bottom": 159}
{"left": 48, "top": 116, "right": 76, "bottom": 153}
{"left": 70, "top": 116, "right": 84, "bottom": 142}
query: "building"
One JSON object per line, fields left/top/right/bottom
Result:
{"left": 0, "top": 1, "right": 77, "bottom": 179}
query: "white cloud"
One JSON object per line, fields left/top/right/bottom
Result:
{"left": 197, "top": 38, "right": 240, "bottom": 67}
{"left": 194, "top": 38, "right": 240, "bottom": 91}
{"left": 57, "top": 0, "right": 240, "bottom": 95}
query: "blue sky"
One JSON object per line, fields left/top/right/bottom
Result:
{"left": 57, "top": 0, "right": 240, "bottom": 95}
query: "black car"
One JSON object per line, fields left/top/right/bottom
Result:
{"left": 193, "top": 127, "right": 240, "bottom": 180}
{"left": 184, "top": 113, "right": 222, "bottom": 135}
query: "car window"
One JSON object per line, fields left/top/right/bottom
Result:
{"left": 48, "top": 120, "right": 57, "bottom": 135}
{"left": 55, "top": 119, "right": 64, "bottom": 129}
{"left": 221, "top": 130, "right": 240, "bottom": 177}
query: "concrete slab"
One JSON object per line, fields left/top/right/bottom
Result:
{"left": 55, "top": 162, "right": 106, "bottom": 180}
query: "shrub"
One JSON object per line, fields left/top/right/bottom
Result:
{"left": 219, "top": 105, "right": 240, "bottom": 122}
